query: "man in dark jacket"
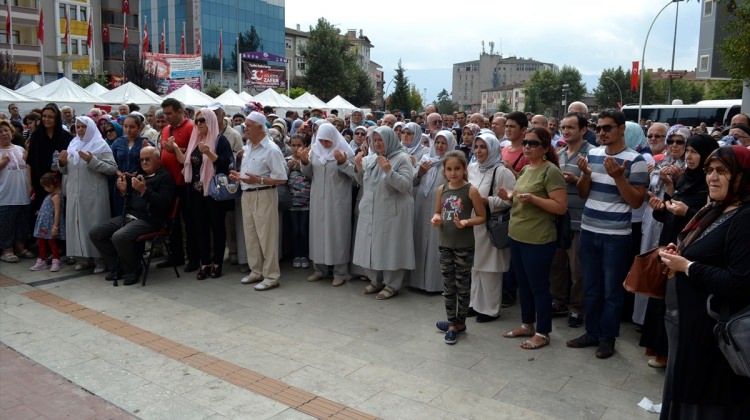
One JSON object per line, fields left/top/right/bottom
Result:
{"left": 90, "top": 146, "right": 175, "bottom": 285}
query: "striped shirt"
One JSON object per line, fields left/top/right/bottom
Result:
{"left": 581, "top": 146, "right": 648, "bottom": 235}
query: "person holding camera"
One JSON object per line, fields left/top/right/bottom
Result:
{"left": 89, "top": 146, "right": 175, "bottom": 285}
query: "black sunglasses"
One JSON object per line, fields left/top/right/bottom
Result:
{"left": 666, "top": 139, "right": 685, "bottom": 145}
{"left": 195, "top": 117, "right": 207, "bottom": 124}
{"left": 105, "top": 129, "right": 116, "bottom": 134}
{"left": 521, "top": 140, "right": 542, "bottom": 148}
{"left": 647, "top": 134, "right": 664, "bottom": 139}
{"left": 595, "top": 124, "right": 618, "bottom": 133}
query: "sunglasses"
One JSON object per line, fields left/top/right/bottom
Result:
{"left": 140, "top": 157, "right": 152, "bottom": 163}
{"left": 647, "top": 134, "right": 664, "bottom": 139}
{"left": 704, "top": 165, "right": 729, "bottom": 176}
{"left": 430, "top": 120, "right": 443, "bottom": 125}
{"left": 666, "top": 139, "right": 685, "bottom": 145}
{"left": 521, "top": 140, "right": 542, "bottom": 148}
{"left": 194, "top": 117, "right": 207, "bottom": 124}
{"left": 105, "top": 129, "right": 116, "bottom": 134}
{"left": 595, "top": 124, "right": 618, "bottom": 133}
{"left": 355, "top": 131, "right": 366, "bottom": 136}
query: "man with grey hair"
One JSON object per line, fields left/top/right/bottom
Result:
{"left": 531, "top": 114, "right": 548, "bottom": 129}
{"left": 645, "top": 123, "right": 668, "bottom": 157}
{"left": 568, "top": 101, "right": 597, "bottom": 145}
{"left": 230, "top": 112, "right": 288, "bottom": 291}
{"left": 60, "top": 106, "right": 75, "bottom": 133}
{"left": 382, "top": 113, "right": 397, "bottom": 128}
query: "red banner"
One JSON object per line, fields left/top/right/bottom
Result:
{"left": 630, "top": 61, "right": 639, "bottom": 91}
{"left": 86, "top": 16, "right": 92, "bottom": 48}
{"left": 63, "top": 8, "right": 69, "bottom": 47}
{"left": 122, "top": 0, "right": 130, "bottom": 14}
{"left": 37, "top": 8, "right": 44, "bottom": 44}
{"left": 218, "top": 30, "right": 222, "bottom": 61}
{"left": 142, "top": 22, "right": 149, "bottom": 55}
{"left": 180, "top": 28, "right": 185, "bottom": 54}
{"left": 160, "top": 23, "right": 165, "bottom": 53}
{"left": 242, "top": 61, "right": 287, "bottom": 89}
{"left": 123, "top": 24, "right": 128, "bottom": 51}
{"left": 5, "top": 2, "right": 10, "bottom": 38}
{"left": 102, "top": 24, "right": 110, "bottom": 43}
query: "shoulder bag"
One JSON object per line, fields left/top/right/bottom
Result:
{"left": 707, "top": 295, "right": 750, "bottom": 378}
{"left": 542, "top": 165, "right": 572, "bottom": 249}
{"left": 209, "top": 151, "right": 241, "bottom": 201}
{"left": 485, "top": 166, "right": 511, "bottom": 249}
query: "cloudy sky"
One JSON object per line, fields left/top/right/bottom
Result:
{"left": 285, "top": 0, "right": 704, "bottom": 103}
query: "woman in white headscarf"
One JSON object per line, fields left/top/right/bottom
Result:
{"left": 467, "top": 132, "right": 515, "bottom": 322}
{"left": 353, "top": 126, "right": 415, "bottom": 299}
{"left": 57, "top": 116, "right": 117, "bottom": 272}
{"left": 299, "top": 123, "right": 357, "bottom": 287}
{"left": 410, "top": 130, "right": 457, "bottom": 292}
{"left": 401, "top": 122, "right": 429, "bottom": 166}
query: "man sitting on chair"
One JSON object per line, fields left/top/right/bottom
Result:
{"left": 90, "top": 146, "right": 176, "bottom": 285}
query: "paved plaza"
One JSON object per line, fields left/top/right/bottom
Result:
{"left": 1, "top": 258, "right": 664, "bottom": 419}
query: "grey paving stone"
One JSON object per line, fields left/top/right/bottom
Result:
{"left": 281, "top": 365, "right": 381, "bottom": 407}
{"left": 179, "top": 378, "right": 289, "bottom": 418}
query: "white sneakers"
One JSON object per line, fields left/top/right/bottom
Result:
{"left": 254, "top": 279, "right": 279, "bottom": 291}
{"left": 240, "top": 272, "right": 263, "bottom": 284}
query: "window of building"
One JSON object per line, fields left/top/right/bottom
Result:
{"left": 60, "top": 37, "right": 67, "bottom": 54}
{"left": 699, "top": 55, "right": 710, "bottom": 72}
{"left": 703, "top": 0, "right": 713, "bottom": 16}
{"left": 79, "top": 6, "right": 87, "bottom": 22}
{"left": 297, "top": 62, "right": 305, "bottom": 71}
{"left": 71, "top": 40, "right": 78, "bottom": 55}
{"left": 0, "top": 30, "right": 20, "bottom": 44}
{"left": 285, "top": 37, "right": 292, "bottom": 50}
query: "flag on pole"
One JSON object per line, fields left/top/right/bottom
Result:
{"left": 218, "top": 30, "right": 222, "bottom": 61}
{"left": 122, "top": 0, "right": 130, "bottom": 14}
{"left": 630, "top": 61, "right": 639, "bottom": 91}
{"left": 86, "top": 16, "right": 93, "bottom": 48}
{"left": 180, "top": 26, "right": 185, "bottom": 54}
{"left": 102, "top": 24, "right": 110, "bottom": 43}
{"left": 160, "top": 21, "right": 165, "bottom": 53}
{"left": 63, "top": 8, "right": 70, "bottom": 47}
{"left": 5, "top": 1, "right": 10, "bottom": 38}
{"left": 142, "top": 22, "right": 149, "bottom": 54}
{"left": 37, "top": 8, "right": 44, "bottom": 44}
{"left": 196, "top": 32, "right": 201, "bottom": 55}
{"left": 123, "top": 24, "right": 128, "bottom": 51}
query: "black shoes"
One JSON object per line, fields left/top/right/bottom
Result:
{"left": 123, "top": 267, "right": 143, "bottom": 286}
{"left": 566, "top": 333, "right": 599, "bottom": 348}
{"left": 476, "top": 313, "right": 500, "bottom": 323}
{"left": 568, "top": 313, "right": 583, "bottom": 328}
{"left": 184, "top": 260, "right": 200, "bottom": 273}
{"left": 210, "top": 264, "right": 222, "bottom": 278}
{"left": 466, "top": 307, "right": 478, "bottom": 317}
{"left": 595, "top": 339, "right": 616, "bottom": 359}
{"left": 196, "top": 265, "right": 211, "bottom": 280}
{"left": 105, "top": 269, "right": 122, "bottom": 281}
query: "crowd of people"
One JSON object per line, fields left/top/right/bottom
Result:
{"left": 2, "top": 97, "right": 749, "bottom": 418}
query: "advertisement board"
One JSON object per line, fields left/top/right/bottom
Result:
{"left": 143, "top": 52, "right": 203, "bottom": 94}
{"left": 242, "top": 61, "right": 287, "bottom": 90}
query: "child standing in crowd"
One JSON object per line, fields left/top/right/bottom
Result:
{"left": 431, "top": 151, "right": 486, "bottom": 345}
{"left": 30, "top": 173, "right": 65, "bottom": 272}
{"left": 287, "top": 133, "right": 312, "bottom": 269}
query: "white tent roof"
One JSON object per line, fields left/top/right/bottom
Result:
{"left": 163, "top": 84, "right": 214, "bottom": 107}
{"left": 84, "top": 82, "right": 110, "bottom": 96}
{"left": 99, "top": 82, "right": 160, "bottom": 105}
{"left": 213, "top": 89, "right": 248, "bottom": 113}
{"left": 326, "top": 95, "right": 358, "bottom": 113}
{"left": 0, "top": 84, "right": 36, "bottom": 103}
{"left": 238, "top": 91, "right": 254, "bottom": 102}
{"left": 26, "top": 77, "right": 105, "bottom": 103}
{"left": 292, "top": 92, "right": 328, "bottom": 109}
{"left": 16, "top": 81, "right": 41, "bottom": 94}
{"left": 253, "top": 88, "right": 295, "bottom": 108}
{"left": 144, "top": 89, "right": 164, "bottom": 103}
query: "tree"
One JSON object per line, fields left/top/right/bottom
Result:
{"left": 718, "top": 1, "right": 750, "bottom": 82}
{"left": 524, "top": 65, "right": 586, "bottom": 115}
{"left": 435, "top": 89, "right": 458, "bottom": 114}
{"left": 594, "top": 67, "right": 661, "bottom": 108}
{"left": 652, "top": 79, "right": 704, "bottom": 104}
{"left": 203, "top": 54, "right": 220, "bottom": 71}
{"left": 300, "top": 18, "right": 352, "bottom": 101}
{"left": 406, "top": 85, "right": 423, "bottom": 114}
{"left": 123, "top": 52, "right": 160, "bottom": 92}
{"left": 288, "top": 87, "right": 306, "bottom": 99}
{"left": 705, "top": 79, "right": 744, "bottom": 99}
{"left": 388, "top": 60, "right": 410, "bottom": 113}
{"left": 78, "top": 71, "right": 110, "bottom": 89}
{"left": 345, "top": 64, "right": 375, "bottom": 107}
{"left": 0, "top": 52, "right": 21, "bottom": 89}
{"left": 203, "top": 83, "right": 225, "bottom": 98}
{"left": 231, "top": 26, "right": 262, "bottom": 71}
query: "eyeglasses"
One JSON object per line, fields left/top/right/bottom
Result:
{"left": 430, "top": 120, "right": 443, "bottom": 125}
{"left": 647, "top": 134, "right": 664, "bottom": 139}
{"left": 105, "top": 129, "right": 116, "bottom": 134}
{"left": 595, "top": 124, "right": 617, "bottom": 133}
{"left": 140, "top": 157, "right": 152, "bottom": 163}
{"left": 521, "top": 140, "right": 542, "bottom": 148}
{"left": 355, "top": 131, "right": 365, "bottom": 136}
{"left": 194, "top": 117, "right": 207, "bottom": 124}
{"left": 704, "top": 165, "right": 729, "bottom": 177}
{"left": 666, "top": 139, "right": 685, "bottom": 145}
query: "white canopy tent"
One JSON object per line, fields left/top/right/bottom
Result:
{"left": 163, "top": 85, "right": 214, "bottom": 107}
{"left": 1, "top": 84, "right": 37, "bottom": 103}
{"left": 24, "top": 78, "right": 106, "bottom": 112}
{"left": 326, "top": 95, "right": 358, "bottom": 114}
{"left": 253, "top": 88, "right": 296, "bottom": 109}
{"left": 84, "top": 82, "right": 110, "bottom": 96}
{"left": 292, "top": 92, "right": 329, "bottom": 110}
{"left": 16, "top": 81, "right": 41, "bottom": 95}
{"left": 238, "top": 91, "right": 255, "bottom": 102}
{"left": 144, "top": 89, "right": 164, "bottom": 103}
{"left": 99, "top": 82, "right": 161, "bottom": 106}
{"left": 213, "top": 89, "right": 248, "bottom": 114}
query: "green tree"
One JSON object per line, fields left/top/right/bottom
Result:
{"left": 345, "top": 64, "right": 375, "bottom": 107}
{"left": 288, "top": 87, "right": 306, "bottom": 99}
{"left": 406, "top": 85, "right": 423, "bottom": 113}
{"left": 435, "top": 89, "right": 458, "bottom": 114}
{"left": 705, "top": 79, "right": 744, "bottom": 99}
{"left": 203, "top": 54, "right": 220, "bottom": 72}
{"left": 558, "top": 65, "right": 587, "bottom": 106}
{"left": 0, "top": 51, "right": 21, "bottom": 89}
{"left": 718, "top": 1, "right": 750, "bottom": 82}
{"left": 203, "top": 83, "right": 225, "bottom": 98}
{"left": 388, "top": 60, "right": 410, "bottom": 112}
{"left": 231, "top": 26, "right": 262, "bottom": 71}
{"left": 300, "top": 18, "right": 352, "bottom": 101}
{"left": 652, "top": 79, "right": 704, "bottom": 104}
{"left": 594, "top": 67, "right": 661, "bottom": 108}
{"left": 78, "top": 71, "right": 110, "bottom": 89}
{"left": 525, "top": 65, "right": 586, "bottom": 115}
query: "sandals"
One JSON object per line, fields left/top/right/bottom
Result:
{"left": 376, "top": 286, "right": 397, "bottom": 300}
{"left": 503, "top": 325, "right": 535, "bottom": 338}
{"left": 521, "top": 333, "right": 550, "bottom": 350}
{"left": 18, "top": 249, "right": 35, "bottom": 259}
{"left": 1, "top": 253, "right": 19, "bottom": 263}
{"left": 363, "top": 284, "right": 383, "bottom": 295}
{"left": 196, "top": 265, "right": 211, "bottom": 280}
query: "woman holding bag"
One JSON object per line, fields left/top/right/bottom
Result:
{"left": 168, "top": 108, "right": 233, "bottom": 280}
{"left": 467, "top": 132, "right": 515, "bottom": 322}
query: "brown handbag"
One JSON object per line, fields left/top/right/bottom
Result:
{"left": 623, "top": 247, "right": 669, "bottom": 298}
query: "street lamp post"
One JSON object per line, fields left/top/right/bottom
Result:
{"left": 604, "top": 76, "right": 623, "bottom": 108}
{"left": 638, "top": 0, "right": 684, "bottom": 123}
{"left": 384, "top": 77, "right": 395, "bottom": 111}
{"left": 561, "top": 83, "right": 570, "bottom": 118}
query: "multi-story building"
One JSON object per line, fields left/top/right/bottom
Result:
{"left": 480, "top": 82, "right": 527, "bottom": 114}
{"left": 452, "top": 52, "right": 558, "bottom": 113}
{"left": 285, "top": 24, "right": 307, "bottom": 80}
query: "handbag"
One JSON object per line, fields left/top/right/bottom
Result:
{"left": 540, "top": 165, "right": 572, "bottom": 249}
{"left": 209, "top": 153, "right": 241, "bottom": 201}
{"left": 622, "top": 247, "right": 668, "bottom": 298}
{"left": 707, "top": 295, "right": 750, "bottom": 378}
{"left": 485, "top": 167, "right": 511, "bottom": 249}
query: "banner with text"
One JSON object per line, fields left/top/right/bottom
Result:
{"left": 242, "top": 61, "right": 287, "bottom": 90}
{"left": 143, "top": 52, "right": 203, "bottom": 94}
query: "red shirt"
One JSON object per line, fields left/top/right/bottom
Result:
{"left": 161, "top": 119, "right": 194, "bottom": 185}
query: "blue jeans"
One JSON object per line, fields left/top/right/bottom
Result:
{"left": 509, "top": 238, "right": 557, "bottom": 334}
{"left": 579, "top": 229, "right": 632, "bottom": 340}
{"left": 289, "top": 210, "right": 309, "bottom": 258}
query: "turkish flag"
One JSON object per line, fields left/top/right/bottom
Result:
{"left": 102, "top": 24, "right": 110, "bottom": 43}
{"left": 180, "top": 28, "right": 185, "bottom": 54}
{"left": 37, "top": 8, "right": 44, "bottom": 44}
{"left": 86, "top": 16, "right": 92, "bottom": 48}
{"left": 218, "top": 30, "right": 222, "bottom": 61}
{"left": 63, "top": 8, "right": 69, "bottom": 47}
{"left": 123, "top": 24, "right": 128, "bottom": 51}
{"left": 142, "top": 22, "right": 149, "bottom": 54}
{"left": 160, "top": 23, "right": 165, "bottom": 53}
{"left": 196, "top": 32, "right": 201, "bottom": 55}
{"left": 5, "top": 2, "right": 10, "bottom": 39}
{"left": 122, "top": 0, "right": 130, "bottom": 14}
{"left": 631, "top": 61, "right": 640, "bottom": 91}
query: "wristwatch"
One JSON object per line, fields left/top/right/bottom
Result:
{"left": 260, "top": 177, "right": 265, "bottom": 185}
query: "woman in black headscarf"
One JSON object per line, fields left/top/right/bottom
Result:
{"left": 658, "top": 146, "right": 750, "bottom": 419}
{"left": 640, "top": 134, "right": 718, "bottom": 367}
